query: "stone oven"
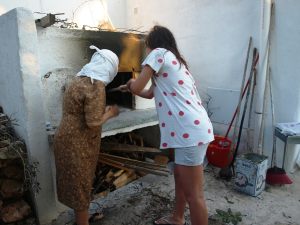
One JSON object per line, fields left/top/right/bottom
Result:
{"left": 0, "top": 8, "right": 158, "bottom": 224}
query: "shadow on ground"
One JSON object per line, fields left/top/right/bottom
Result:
{"left": 50, "top": 165, "right": 300, "bottom": 225}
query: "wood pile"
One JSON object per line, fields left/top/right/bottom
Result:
{"left": 93, "top": 132, "right": 170, "bottom": 199}
{"left": 0, "top": 112, "right": 36, "bottom": 224}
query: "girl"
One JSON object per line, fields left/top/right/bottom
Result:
{"left": 124, "top": 26, "right": 214, "bottom": 225}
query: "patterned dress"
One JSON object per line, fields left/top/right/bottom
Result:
{"left": 142, "top": 48, "right": 214, "bottom": 149}
{"left": 53, "top": 76, "right": 105, "bottom": 210}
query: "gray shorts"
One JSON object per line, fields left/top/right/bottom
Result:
{"left": 174, "top": 144, "right": 209, "bottom": 166}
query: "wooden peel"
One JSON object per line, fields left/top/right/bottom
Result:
{"left": 107, "top": 86, "right": 122, "bottom": 93}
{"left": 107, "top": 85, "right": 128, "bottom": 93}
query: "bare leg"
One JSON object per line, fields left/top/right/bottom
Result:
{"left": 173, "top": 166, "right": 187, "bottom": 223}
{"left": 154, "top": 166, "right": 186, "bottom": 225}
{"left": 75, "top": 210, "right": 89, "bottom": 225}
{"left": 177, "top": 165, "right": 208, "bottom": 225}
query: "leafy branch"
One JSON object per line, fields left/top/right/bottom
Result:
{"left": 0, "top": 114, "right": 41, "bottom": 195}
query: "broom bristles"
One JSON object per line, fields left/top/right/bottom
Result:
{"left": 266, "top": 166, "right": 293, "bottom": 185}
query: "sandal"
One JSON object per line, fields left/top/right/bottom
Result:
{"left": 153, "top": 215, "right": 186, "bottom": 225}
{"left": 89, "top": 212, "right": 104, "bottom": 223}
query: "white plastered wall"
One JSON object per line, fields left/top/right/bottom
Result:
{"left": 125, "top": 0, "right": 300, "bottom": 171}
{"left": 256, "top": 0, "right": 300, "bottom": 172}
{"left": 0, "top": 0, "right": 127, "bottom": 28}
{"left": 125, "top": 0, "right": 261, "bottom": 152}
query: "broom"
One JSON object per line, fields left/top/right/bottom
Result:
{"left": 219, "top": 48, "right": 258, "bottom": 180}
{"left": 266, "top": 69, "right": 292, "bottom": 185}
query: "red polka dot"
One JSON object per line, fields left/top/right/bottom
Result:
{"left": 171, "top": 92, "right": 177, "bottom": 96}
{"left": 186, "top": 100, "right": 191, "bottom": 104}
{"left": 163, "top": 91, "right": 167, "bottom": 96}
{"left": 183, "top": 133, "right": 189, "bottom": 138}
{"left": 172, "top": 60, "right": 177, "bottom": 65}
{"left": 208, "top": 129, "right": 211, "bottom": 134}
{"left": 158, "top": 58, "right": 163, "bottom": 63}
{"left": 158, "top": 102, "right": 162, "bottom": 107}
{"left": 171, "top": 132, "right": 175, "bottom": 137}
{"left": 163, "top": 72, "right": 168, "bottom": 77}
{"left": 162, "top": 143, "right": 168, "bottom": 147}
{"left": 179, "top": 111, "right": 184, "bottom": 116}
{"left": 168, "top": 111, "right": 172, "bottom": 116}
{"left": 178, "top": 80, "right": 184, "bottom": 85}
{"left": 198, "top": 142, "right": 204, "bottom": 146}
{"left": 162, "top": 122, "right": 166, "bottom": 127}
{"left": 191, "top": 90, "right": 194, "bottom": 95}
{"left": 194, "top": 120, "right": 200, "bottom": 125}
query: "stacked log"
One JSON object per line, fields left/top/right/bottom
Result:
{"left": 0, "top": 113, "right": 36, "bottom": 224}
{"left": 93, "top": 132, "right": 170, "bottom": 199}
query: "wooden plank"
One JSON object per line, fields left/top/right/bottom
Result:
{"left": 113, "top": 171, "right": 137, "bottom": 189}
{"left": 101, "top": 142, "right": 160, "bottom": 153}
{"left": 99, "top": 157, "right": 169, "bottom": 177}
{"left": 154, "top": 155, "right": 169, "bottom": 165}
{"left": 98, "top": 158, "right": 133, "bottom": 172}
{"left": 113, "top": 169, "right": 125, "bottom": 177}
{"left": 100, "top": 153, "right": 169, "bottom": 171}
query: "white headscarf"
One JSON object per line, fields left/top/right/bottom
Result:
{"left": 77, "top": 45, "right": 119, "bottom": 85}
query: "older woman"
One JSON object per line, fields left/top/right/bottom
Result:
{"left": 53, "top": 46, "right": 119, "bottom": 225}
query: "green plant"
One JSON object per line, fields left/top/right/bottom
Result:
{"left": 214, "top": 208, "right": 243, "bottom": 225}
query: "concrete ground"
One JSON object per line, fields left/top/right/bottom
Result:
{"left": 50, "top": 166, "right": 300, "bottom": 225}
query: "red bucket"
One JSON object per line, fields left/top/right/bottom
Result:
{"left": 207, "top": 135, "right": 233, "bottom": 168}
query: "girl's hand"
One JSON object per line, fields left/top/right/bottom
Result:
{"left": 126, "top": 79, "right": 135, "bottom": 92}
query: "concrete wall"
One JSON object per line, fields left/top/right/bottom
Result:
{"left": 0, "top": 8, "right": 57, "bottom": 224}
{"left": 126, "top": 0, "right": 260, "bottom": 90}
{"left": 273, "top": 0, "right": 300, "bottom": 171}
{"left": 0, "top": 0, "right": 127, "bottom": 28}
{"left": 126, "top": 0, "right": 260, "bottom": 152}
{"left": 258, "top": 0, "right": 300, "bottom": 171}
{"left": 125, "top": 0, "right": 300, "bottom": 170}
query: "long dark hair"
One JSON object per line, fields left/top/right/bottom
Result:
{"left": 145, "top": 25, "right": 188, "bottom": 69}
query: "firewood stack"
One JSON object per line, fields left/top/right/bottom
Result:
{"left": 0, "top": 112, "right": 37, "bottom": 224}
{"left": 93, "top": 132, "right": 170, "bottom": 199}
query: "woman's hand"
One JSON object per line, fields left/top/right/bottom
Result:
{"left": 105, "top": 105, "right": 119, "bottom": 117}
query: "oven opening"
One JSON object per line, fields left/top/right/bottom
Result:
{"left": 106, "top": 72, "right": 133, "bottom": 108}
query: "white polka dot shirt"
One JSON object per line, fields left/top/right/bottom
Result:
{"left": 142, "top": 48, "right": 214, "bottom": 149}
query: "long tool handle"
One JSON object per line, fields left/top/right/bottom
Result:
{"left": 257, "top": 2, "right": 275, "bottom": 154}
{"left": 225, "top": 51, "right": 259, "bottom": 138}
{"left": 246, "top": 68, "right": 257, "bottom": 151}
{"left": 269, "top": 68, "right": 277, "bottom": 167}
{"left": 230, "top": 48, "right": 259, "bottom": 169}
{"left": 107, "top": 86, "right": 122, "bottom": 93}
{"left": 229, "top": 37, "right": 252, "bottom": 153}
